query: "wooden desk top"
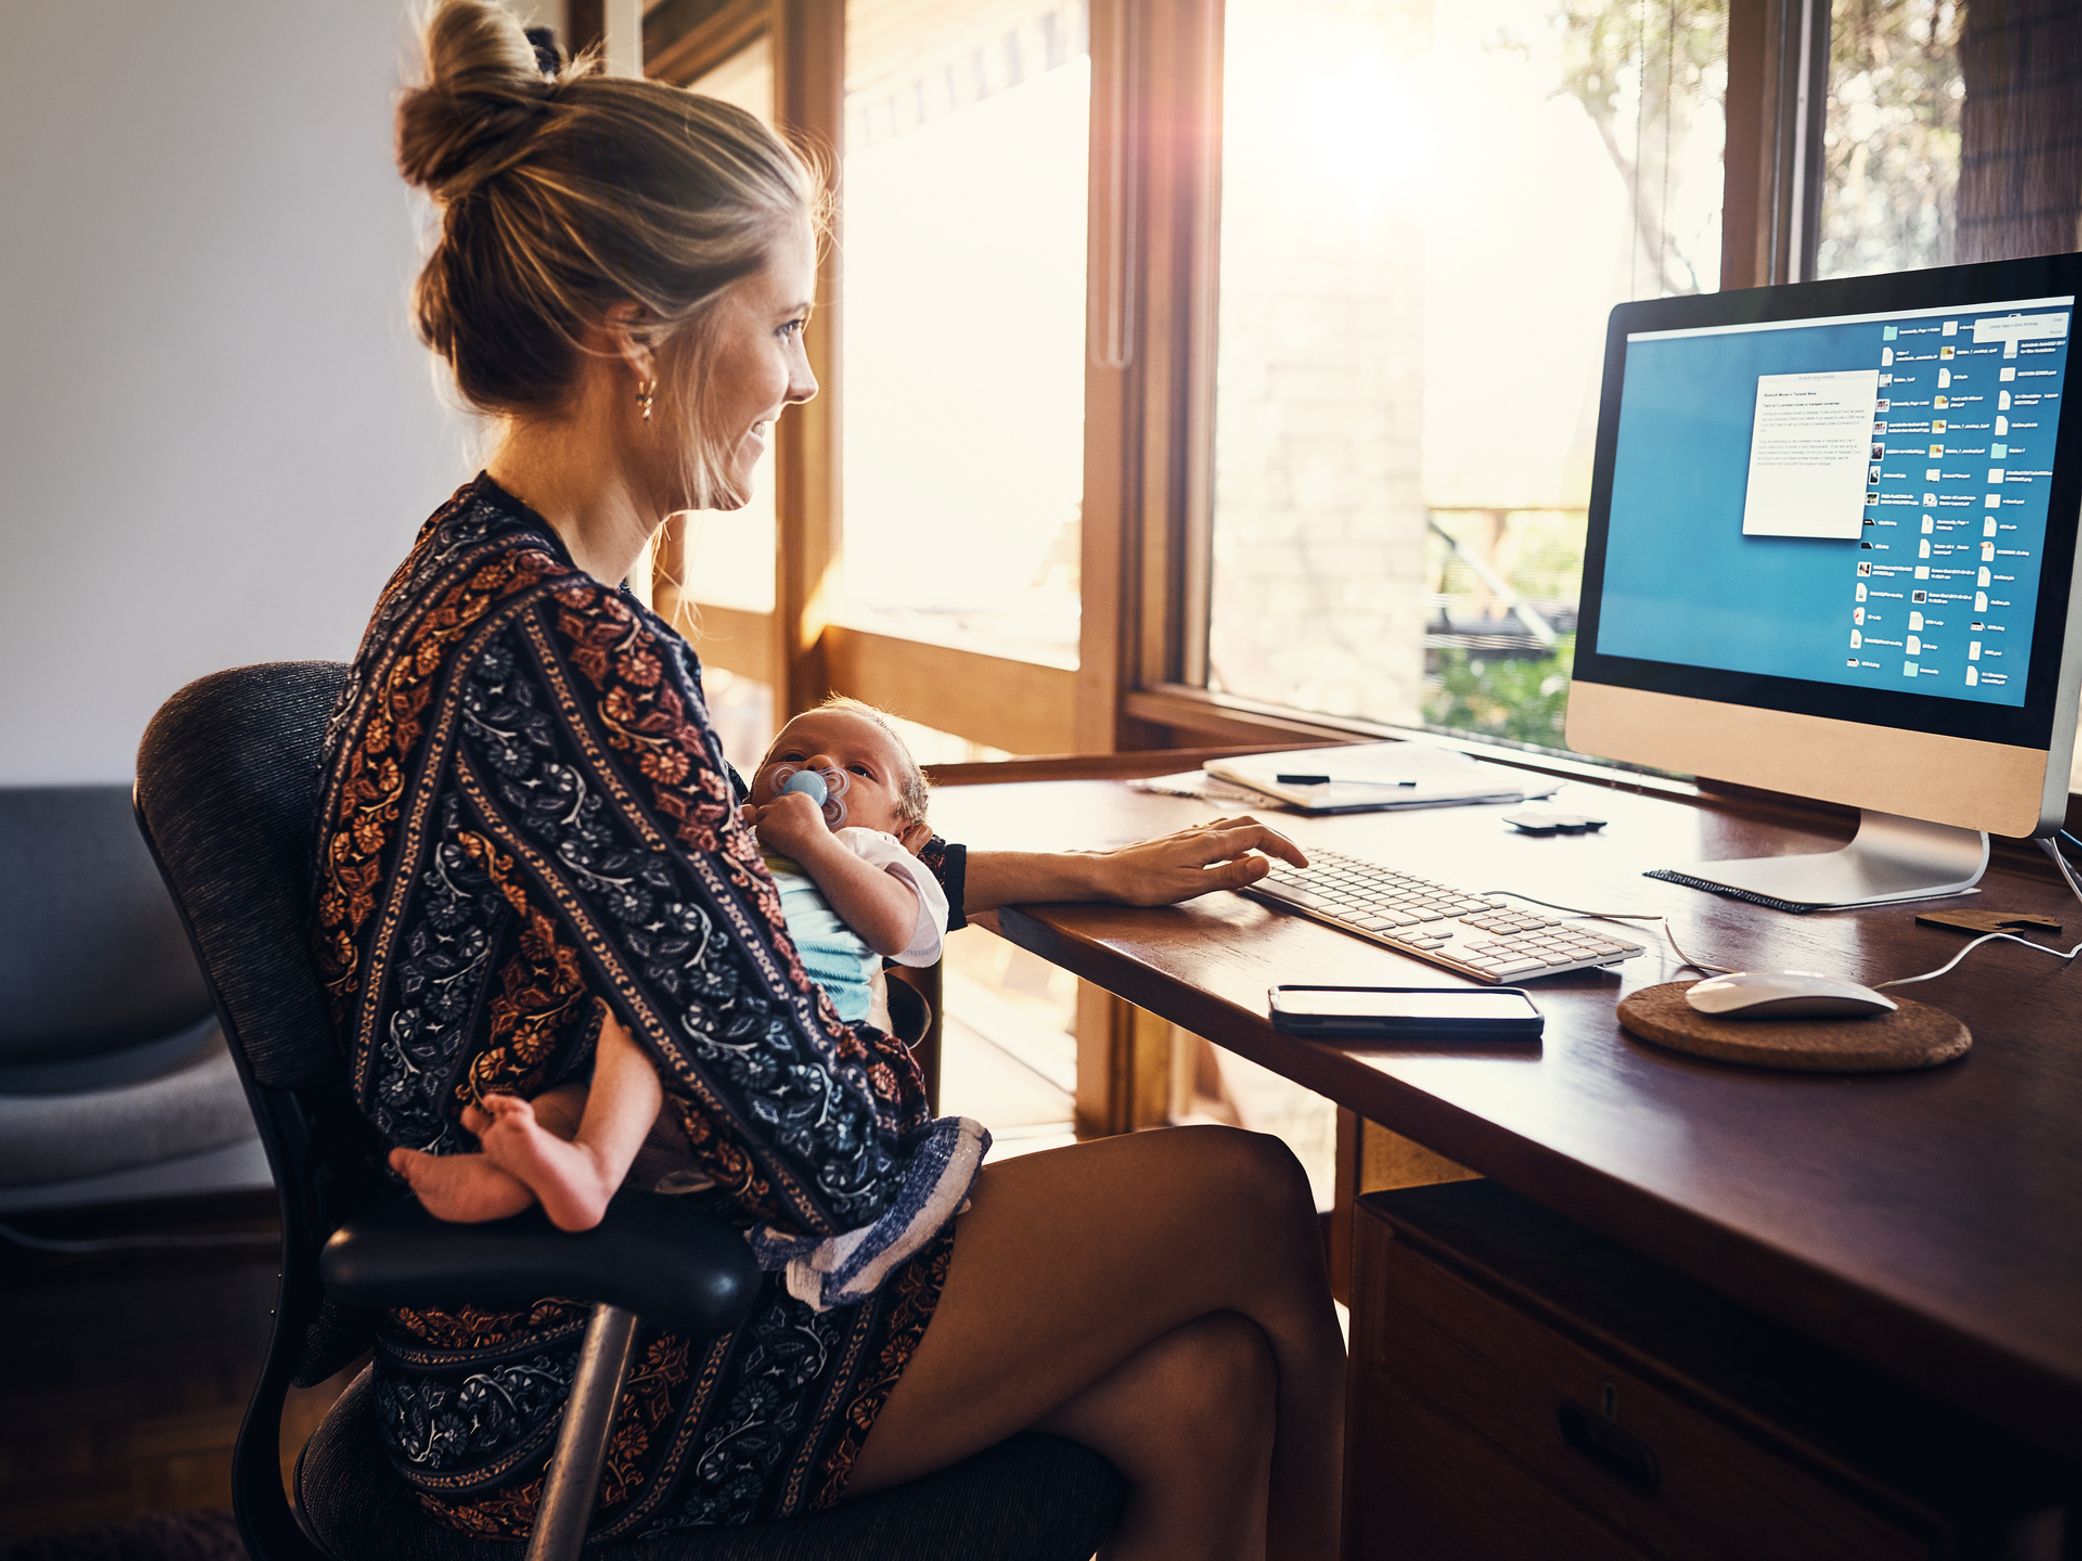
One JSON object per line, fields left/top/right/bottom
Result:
{"left": 930, "top": 775, "right": 2082, "bottom": 1460}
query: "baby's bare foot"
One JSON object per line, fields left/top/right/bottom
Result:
{"left": 389, "top": 1145, "right": 535, "bottom": 1223}
{"left": 478, "top": 1094, "right": 614, "bottom": 1232}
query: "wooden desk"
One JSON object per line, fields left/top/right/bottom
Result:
{"left": 930, "top": 775, "right": 2082, "bottom": 1465}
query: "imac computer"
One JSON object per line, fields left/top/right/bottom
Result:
{"left": 1567, "top": 254, "right": 2082, "bottom": 909}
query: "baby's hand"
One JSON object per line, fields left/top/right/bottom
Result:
{"left": 750, "top": 789, "right": 831, "bottom": 857}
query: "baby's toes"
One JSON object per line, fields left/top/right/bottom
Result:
{"left": 497, "top": 1095, "right": 539, "bottom": 1130}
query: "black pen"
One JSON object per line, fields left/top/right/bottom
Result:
{"left": 1275, "top": 773, "right": 1418, "bottom": 787}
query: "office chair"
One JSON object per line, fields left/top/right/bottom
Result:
{"left": 134, "top": 661, "right": 1125, "bottom": 1561}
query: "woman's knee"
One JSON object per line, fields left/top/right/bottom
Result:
{"left": 1163, "top": 1312, "right": 1279, "bottom": 1489}
{"left": 1180, "top": 1310, "right": 1278, "bottom": 1425}
{"left": 1169, "top": 1123, "right": 1316, "bottom": 1230}
{"left": 1118, "top": 1311, "right": 1278, "bottom": 1471}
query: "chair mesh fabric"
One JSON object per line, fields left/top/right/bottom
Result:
{"left": 300, "top": 1370, "right": 1125, "bottom": 1561}
{"left": 133, "top": 662, "right": 348, "bottom": 1093}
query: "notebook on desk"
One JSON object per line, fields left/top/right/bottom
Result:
{"left": 1204, "top": 742, "right": 1549, "bottom": 814}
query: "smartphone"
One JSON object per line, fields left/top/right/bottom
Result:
{"left": 1267, "top": 984, "right": 1544, "bottom": 1041}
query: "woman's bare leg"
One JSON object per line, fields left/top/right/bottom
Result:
{"left": 843, "top": 1125, "right": 1344, "bottom": 1561}
{"left": 1032, "top": 1311, "right": 1276, "bottom": 1561}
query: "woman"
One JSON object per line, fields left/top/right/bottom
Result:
{"left": 310, "top": 5, "right": 1345, "bottom": 1557}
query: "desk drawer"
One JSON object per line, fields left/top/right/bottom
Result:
{"left": 1349, "top": 1360, "right": 1648, "bottom": 1561}
{"left": 1346, "top": 1185, "right": 2065, "bottom": 1561}
{"left": 1360, "top": 1237, "right": 1926, "bottom": 1560}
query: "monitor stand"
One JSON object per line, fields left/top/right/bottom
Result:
{"left": 1664, "top": 810, "right": 1990, "bottom": 910}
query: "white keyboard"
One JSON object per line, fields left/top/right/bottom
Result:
{"left": 1247, "top": 847, "right": 1644, "bottom": 983}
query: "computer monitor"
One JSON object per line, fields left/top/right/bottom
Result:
{"left": 1567, "top": 254, "right": 2082, "bottom": 909}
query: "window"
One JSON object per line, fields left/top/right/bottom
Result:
{"left": 1203, "top": 0, "right": 1728, "bottom": 751}
{"left": 674, "top": 38, "right": 780, "bottom": 615}
{"left": 838, "top": 0, "right": 1090, "bottom": 667}
{"left": 1817, "top": 0, "right": 1964, "bottom": 282}
{"left": 1812, "top": 0, "right": 2082, "bottom": 779}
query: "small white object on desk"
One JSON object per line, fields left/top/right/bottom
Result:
{"left": 1684, "top": 970, "right": 1897, "bottom": 1020}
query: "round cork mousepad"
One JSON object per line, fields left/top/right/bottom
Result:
{"left": 1617, "top": 982, "right": 1971, "bottom": 1073}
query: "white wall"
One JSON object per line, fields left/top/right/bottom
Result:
{"left": 0, "top": 3, "right": 553, "bottom": 785}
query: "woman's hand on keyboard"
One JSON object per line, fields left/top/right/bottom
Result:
{"left": 1099, "top": 815, "right": 1310, "bottom": 906}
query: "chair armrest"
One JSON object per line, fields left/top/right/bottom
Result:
{"left": 320, "top": 1192, "right": 762, "bottom": 1335}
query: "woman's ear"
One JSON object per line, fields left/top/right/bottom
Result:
{"left": 601, "top": 300, "right": 659, "bottom": 386}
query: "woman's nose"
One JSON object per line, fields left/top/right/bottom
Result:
{"left": 787, "top": 355, "right": 818, "bottom": 405}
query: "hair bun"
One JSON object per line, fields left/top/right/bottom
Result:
{"left": 397, "top": 0, "right": 559, "bottom": 203}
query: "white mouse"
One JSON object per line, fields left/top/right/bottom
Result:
{"left": 1684, "top": 970, "right": 1898, "bottom": 1020}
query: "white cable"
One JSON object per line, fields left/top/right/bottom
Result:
{"left": 1872, "top": 929, "right": 2082, "bottom": 990}
{"left": 2042, "top": 833, "right": 2082, "bottom": 903}
{"left": 1870, "top": 836, "right": 2082, "bottom": 990}
{"left": 1478, "top": 888, "right": 1732, "bottom": 976}
{"left": 1489, "top": 835, "right": 2082, "bottom": 988}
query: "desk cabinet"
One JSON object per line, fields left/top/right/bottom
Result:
{"left": 1345, "top": 1183, "right": 2068, "bottom": 1561}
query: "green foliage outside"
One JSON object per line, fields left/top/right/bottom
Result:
{"left": 1422, "top": 2, "right": 1962, "bottom": 752}
{"left": 1424, "top": 634, "right": 1577, "bottom": 749}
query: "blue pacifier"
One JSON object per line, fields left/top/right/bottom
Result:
{"left": 775, "top": 764, "right": 848, "bottom": 827}
{"left": 781, "top": 769, "right": 827, "bottom": 805}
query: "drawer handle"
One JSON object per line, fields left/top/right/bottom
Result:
{"left": 1557, "top": 1400, "right": 1660, "bottom": 1496}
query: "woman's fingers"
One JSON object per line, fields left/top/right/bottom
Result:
{"left": 1164, "top": 818, "right": 1306, "bottom": 871}
{"left": 1203, "top": 818, "right": 1308, "bottom": 868}
{"left": 1198, "top": 853, "right": 1275, "bottom": 890}
{"left": 1106, "top": 816, "right": 1308, "bottom": 905}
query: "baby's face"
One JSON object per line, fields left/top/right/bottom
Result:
{"left": 752, "top": 709, "right": 921, "bottom": 843}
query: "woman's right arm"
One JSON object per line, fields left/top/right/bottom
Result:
{"left": 963, "top": 817, "right": 1309, "bottom": 914}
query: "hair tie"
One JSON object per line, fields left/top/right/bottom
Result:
{"left": 523, "top": 26, "right": 565, "bottom": 76}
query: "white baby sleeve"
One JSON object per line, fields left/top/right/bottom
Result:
{"left": 836, "top": 827, "right": 949, "bottom": 967}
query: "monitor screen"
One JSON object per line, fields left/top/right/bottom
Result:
{"left": 1574, "top": 260, "right": 2082, "bottom": 752}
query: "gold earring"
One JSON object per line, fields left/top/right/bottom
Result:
{"left": 636, "top": 380, "right": 656, "bottom": 422}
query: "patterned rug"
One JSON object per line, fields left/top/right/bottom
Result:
{"left": 0, "top": 1510, "right": 243, "bottom": 1561}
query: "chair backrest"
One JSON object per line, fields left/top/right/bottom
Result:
{"left": 134, "top": 661, "right": 385, "bottom": 1561}
{"left": 135, "top": 663, "right": 349, "bottom": 1090}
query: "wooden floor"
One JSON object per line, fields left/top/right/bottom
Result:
{"left": 0, "top": 1192, "right": 359, "bottom": 1544}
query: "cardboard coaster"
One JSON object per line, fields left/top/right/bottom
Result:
{"left": 1617, "top": 982, "right": 1971, "bottom": 1073}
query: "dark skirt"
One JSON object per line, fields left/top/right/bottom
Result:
{"left": 372, "top": 1222, "right": 957, "bottom": 1540}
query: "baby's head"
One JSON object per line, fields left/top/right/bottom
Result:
{"left": 751, "top": 699, "right": 931, "bottom": 850}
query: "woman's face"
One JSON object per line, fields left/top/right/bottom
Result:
{"left": 697, "top": 223, "right": 819, "bottom": 508}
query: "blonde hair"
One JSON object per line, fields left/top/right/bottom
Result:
{"left": 396, "top": 0, "right": 829, "bottom": 507}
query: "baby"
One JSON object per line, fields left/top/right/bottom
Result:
{"left": 390, "top": 698, "right": 947, "bottom": 1232}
